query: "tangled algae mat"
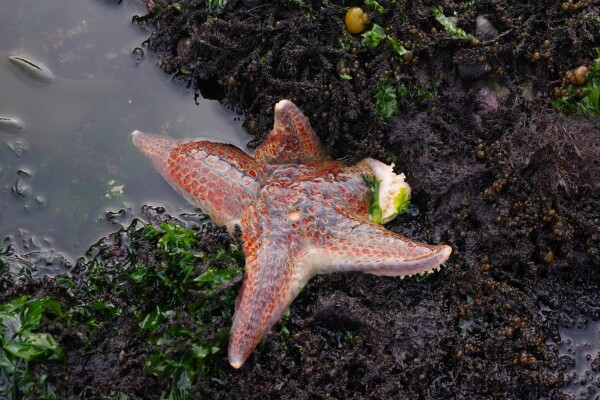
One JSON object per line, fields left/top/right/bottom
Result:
{"left": 2, "top": 0, "right": 600, "bottom": 399}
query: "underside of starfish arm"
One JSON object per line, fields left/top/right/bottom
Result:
{"left": 132, "top": 131, "right": 259, "bottom": 230}
{"left": 311, "top": 212, "right": 452, "bottom": 278}
{"left": 228, "top": 205, "right": 314, "bottom": 369}
{"left": 254, "top": 100, "right": 331, "bottom": 164}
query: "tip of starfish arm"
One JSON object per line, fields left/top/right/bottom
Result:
{"left": 411, "top": 244, "right": 452, "bottom": 276}
{"left": 228, "top": 352, "right": 245, "bottom": 369}
{"left": 366, "top": 243, "right": 452, "bottom": 278}
{"left": 274, "top": 99, "right": 293, "bottom": 112}
{"left": 131, "top": 130, "right": 146, "bottom": 147}
{"left": 423, "top": 244, "right": 452, "bottom": 269}
{"left": 440, "top": 244, "right": 452, "bottom": 261}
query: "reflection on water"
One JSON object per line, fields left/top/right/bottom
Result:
{"left": 0, "top": 0, "right": 252, "bottom": 274}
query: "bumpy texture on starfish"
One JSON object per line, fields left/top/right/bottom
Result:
{"left": 132, "top": 100, "right": 451, "bottom": 369}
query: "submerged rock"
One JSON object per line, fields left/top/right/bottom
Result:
{"left": 0, "top": 116, "right": 25, "bottom": 132}
{"left": 5, "top": 137, "right": 30, "bottom": 158}
{"left": 8, "top": 54, "right": 55, "bottom": 82}
{"left": 12, "top": 168, "right": 33, "bottom": 199}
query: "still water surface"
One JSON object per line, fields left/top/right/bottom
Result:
{"left": 0, "top": 0, "right": 251, "bottom": 272}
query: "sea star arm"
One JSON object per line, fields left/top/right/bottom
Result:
{"left": 228, "top": 203, "right": 314, "bottom": 369}
{"left": 310, "top": 210, "right": 451, "bottom": 278}
{"left": 132, "top": 131, "right": 260, "bottom": 231}
{"left": 254, "top": 100, "right": 331, "bottom": 164}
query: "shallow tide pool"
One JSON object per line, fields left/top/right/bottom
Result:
{"left": 0, "top": 0, "right": 252, "bottom": 275}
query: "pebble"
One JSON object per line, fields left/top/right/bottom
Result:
{"left": 176, "top": 37, "right": 192, "bottom": 59}
{"left": 475, "top": 16, "right": 498, "bottom": 39}
{"left": 457, "top": 63, "right": 491, "bottom": 81}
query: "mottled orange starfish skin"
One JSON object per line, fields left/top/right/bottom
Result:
{"left": 132, "top": 100, "right": 451, "bottom": 369}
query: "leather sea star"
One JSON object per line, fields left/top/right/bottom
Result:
{"left": 132, "top": 100, "right": 451, "bottom": 368}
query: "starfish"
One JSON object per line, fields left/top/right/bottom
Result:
{"left": 132, "top": 100, "right": 451, "bottom": 368}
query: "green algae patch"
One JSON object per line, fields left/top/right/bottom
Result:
{"left": 374, "top": 78, "right": 398, "bottom": 119}
{"left": 131, "top": 221, "right": 243, "bottom": 399}
{"left": 363, "top": 174, "right": 384, "bottom": 224}
{"left": 0, "top": 296, "right": 66, "bottom": 399}
{"left": 393, "top": 186, "right": 410, "bottom": 216}
{"left": 431, "top": 6, "right": 473, "bottom": 40}
{"left": 1, "top": 210, "right": 245, "bottom": 399}
{"left": 361, "top": 24, "right": 407, "bottom": 58}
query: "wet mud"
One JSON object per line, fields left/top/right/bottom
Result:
{"left": 2, "top": 0, "right": 600, "bottom": 399}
